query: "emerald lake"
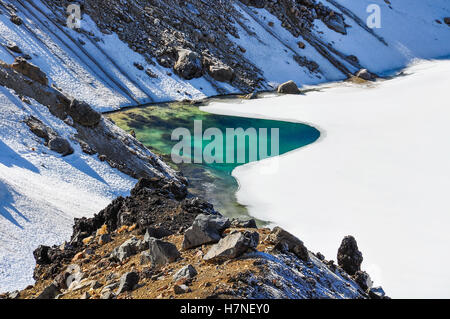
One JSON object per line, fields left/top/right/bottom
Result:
{"left": 107, "top": 100, "right": 320, "bottom": 221}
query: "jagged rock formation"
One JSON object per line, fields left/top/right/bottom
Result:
{"left": 21, "top": 0, "right": 377, "bottom": 95}
{"left": 337, "top": 236, "right": 363, "bottom": 276}
{"left": 0, "top": 58, "right": 181, "bottom": 181}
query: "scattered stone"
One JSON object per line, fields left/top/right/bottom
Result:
{"left": 182, "top": 214, "right": 231, "bottom": 250}
{"left": 111, "top": 237, "right": 143, "bottom": 262}
{"left": 208, "top": 63, "right": 234, "bottom": 82}
{"left": 203, "top": 231, "right": 259, "bottom": 262}
{"left": 231, "top": 218, "right": 257, "bottom": 229}
{"left": 268, "top": 227, "right": 309, "bottom": 261}
{"left": 48, "top": 137, "right": 74, "bottom": 156}
{"left": 337, "top": 235, "right": 363, "bottom": 276}
{"left": 368, "top": 286, "right": 387, "bottom": 299}
{"left": 117, "top": 272, "right": 139, "bottom": 294}
{"left": 297, "top": 41, "right": 306, "bottom": 49}
{"left": 173, "top": 49, "right": 203, "bottom": 80}
{"left": 10, "top": 14, "right": 23, "bottom": 26}
{"left": 6, "top": 42, "right": 22, "bottom": 54}
{"left": 54, "top": 271, "right": 70, "bottom": 290}
{"left": 10, "top": 57, "right": 48, "bottom": 85}
{"left": 323, "top": 13, "right": 347, "bottom": 35}
{"left": 98, "top": 234, "right": 112, "bottom": 245}
{"left": 173, "top": 284, "right": 191, "bottom": 294}
{"left": 355, "top": 69, "right": 376, "bottom": 81}
{"left": 144, "top": 227, "right": 173, "bottom": 240}
{"left": 354, "top": 270, "right": 373, "bottom": 291}
{"left": 316, "top": 252, "right": 325, "bottom": 261}
{"left": 277, "top": 80, "right": 300, "bottom": 94}
{"left": 25, "top": 116, "right": 54, "bottom": 141}
{"left": 145, "top": 68, "right": 158, "bottom": 78}
{"left": 133, "top": 62, "right": 144, "bottom": 70}
{"left": 173, "top": 265, "right": 197, "bottom": 282}
{"left": 36, "top": 283, "right": 60, "bottom": 299}
{"left": 147, "top": 237, "right": 181, "bottom": 267}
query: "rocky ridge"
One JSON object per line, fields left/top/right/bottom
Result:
{"left": 1, "top": 177, "right": 388, "bottom": 299}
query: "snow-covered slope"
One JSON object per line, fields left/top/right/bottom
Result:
{"left": 202, "top": 59, "right": 450, "bottom": 298}
{"left": 0, "top": 0, "right": 448, "bottom": 112}
{"left": 0, "top": 87, "right": 135, "bottom": 292}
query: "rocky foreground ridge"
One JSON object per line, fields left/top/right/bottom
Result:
{"left": 1, "top": 178, "right": 387, "bottom": 299}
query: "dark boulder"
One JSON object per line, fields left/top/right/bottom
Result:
{"left": 6, "top": 42, "right": 22, "bottom": 54}
{"left": 36, "top": 283, "right": 60, "bottom": 299}
{"left": 268, "top": 227, "right": 309, "bottom": 261}
{"left": 182, "top": 214, "right": 231, "bottom": 250}
{"left": 33, "top": 246, "right": 51, "bottom": 265}
{"left": 277, "top": 80, "right": 300, "bottom": 94}
{"left": 368, "top": 286, "right": 388, "bottom": 299}
{"left": 10, "top": 15, "right": 23, "bottom": 26}
{"left": 231, "top": 218, "right": 257, "bottom": 229}
{"left": 203, "top": 230, "right": 259, "bottom": 262}
{"left": 323, "top": 13, "right": 347, "bottom": 35}
{"left": 144, "top": 226, "right": 173, "bottom": 240}
{"left": 48, "top": 137, "right": 74, "bottom": 156}
{"left": 11, "top": 57, "right": 48, "bottom": 86}
{"left": 147, "top": 237, "right": 181, "bottom": 267}
{"left": 68, "top": 99, "right": 101, "bottom": 127}
{"left": 110, "top": 237, "right": 143, "bottom": 262}
{"left": 354, "top": 270, "right": 373, "bottom": 291}
{"left": 24, "top": 116, "right": 54, "bottom": 141}
{"left": 208, "top": 63, "right": 234, "bottom": 82}
{"left": 117, "top": 272, "right": 139, "bottom": 294}
{"left": 173, "top": 264, "right": 198, "bottom": 282}
{"left": 355, "top": 69, "right": 377, "bottom": 81}
{"left": 173, "top": 49, "right": 203, "bottom": 80}
{"left": 337, "top": 235, "right": 363, "bottom": 276}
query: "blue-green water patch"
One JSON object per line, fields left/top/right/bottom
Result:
{"left": 107, "top": 101, "right": 320, "bottom": 220}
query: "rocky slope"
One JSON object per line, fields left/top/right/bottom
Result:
{"left": 1, "top": 0, "right": 448, "bottom": 110}
{"left": 1, "top": 178, "right": 387, "bottom": 299}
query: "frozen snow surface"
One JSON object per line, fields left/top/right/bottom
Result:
{"left": 202, "top": 59, "right": 450, "bottom": 298}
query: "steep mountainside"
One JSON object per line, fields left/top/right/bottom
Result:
{"left": 0, "top": 0, "right": 448, "bottom": 111}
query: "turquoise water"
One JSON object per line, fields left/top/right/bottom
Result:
{"left": 108, "top": 101, "right": 320, "bottom": 220}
